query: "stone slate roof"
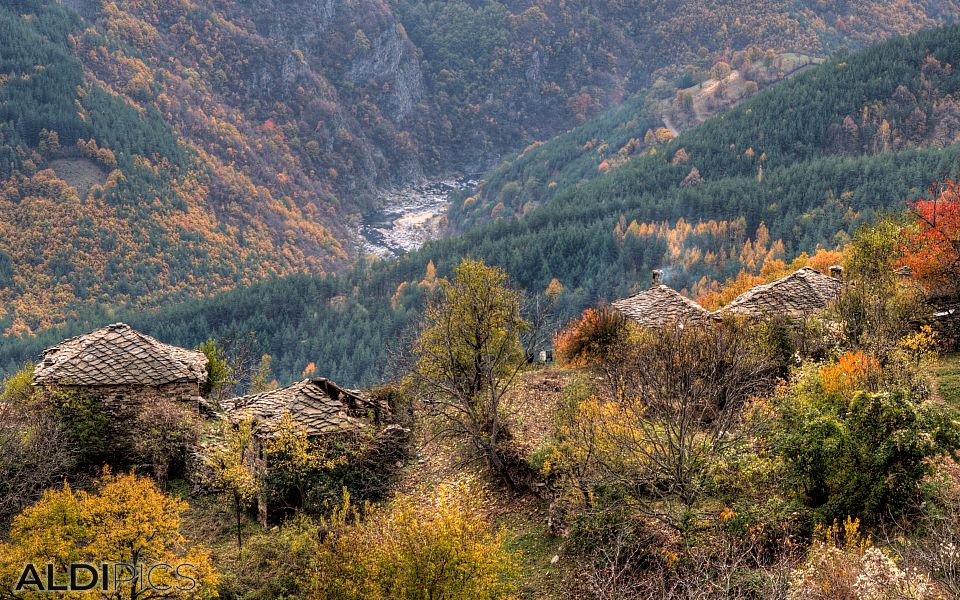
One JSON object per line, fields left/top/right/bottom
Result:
{"left": 33, "top": 323, "right": 208, "bottom": 386}
{"left": 612, "top": 285, "right": 711, "bottom": 327}
{"left": 713, "top": 267, "right": 842, "bottom": 319}
{"left": 224, "top": 378, "right": 384, "bottom": 437}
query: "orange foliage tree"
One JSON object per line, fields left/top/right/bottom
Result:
{"left": 554, "top": 307, "right": 629, "bottom": 367}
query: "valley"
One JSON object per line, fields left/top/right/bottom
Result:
{"left": 3, "top": 3, "right": 960, "bottom": 599}
{"left": 3, "top": 0, "right": 959, "bottom": 333}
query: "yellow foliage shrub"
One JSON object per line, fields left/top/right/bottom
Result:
{"left": 310, "top": 479, "right": 520, "bottom": 599}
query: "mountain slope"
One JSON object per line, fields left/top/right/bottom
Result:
{"left": 0, "top": 2, "right": 346, "bottom": 335}
{"left": 458, "top": 23, "right": 960, "bottom": 226}
{"left": 1, "top": 0, "right": 959, "bottom": 335}
{"left": 3, "top": 24, "right": 959, "bottom": 386}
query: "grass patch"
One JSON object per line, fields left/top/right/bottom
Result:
{"left": 499, "top": 509, "right": 571, "bottom": 599}
{"left": 168, "top": 479, "right": 262, "bottom": 573}
{"left": 933, "top": 352, "right": 960, "bottom": 408}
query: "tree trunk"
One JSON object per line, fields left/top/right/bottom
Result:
{"left": 235, "top": 491, "right": 243, "bottom": 560}
{"left": 485, "top": 443, "right": 517, "bottom": 492}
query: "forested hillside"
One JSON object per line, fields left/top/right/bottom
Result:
{"left": 0, "top": 0, "right": 958, "bottom": 334}
{"left": 461, "top": 23, "right": 960, "bottom": 226}
{"left": 3, "top": 24, "right": 960, "bottom": 386}
{"left": 0, "top": 1, "right": 347, "bottom": 335}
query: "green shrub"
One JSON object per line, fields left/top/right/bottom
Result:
{"left": 198, "top": 338, "right": 231, "bottom": 398}
{"left": 220, "top": 514, "right": 321, "bottom": 600}
{"left": 775, "top": 384, "right": 960, "bottom": 523}
{"left": 45, "top": 387, "right": 109, "bottom": 468}
{"left": 0, "top": 363, "right": 34, "bottom": 406}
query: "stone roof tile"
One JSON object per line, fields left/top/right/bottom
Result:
{"left": 612, "top": 285, "right": 710, "bottom": 327}
{"left": 33, "top": 323, "right": 208, "bottom": 386}
{"left": 713, "top": 267, "right": 841, "bottom": 319}
{"left": 224, "top": 378, "right": 386, "bottom": 437}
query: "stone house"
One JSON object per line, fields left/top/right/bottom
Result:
{"left": 33, "top": 322, "right": 209, "bottom": 423}
{"left": 613, "top": 267, "right": 843, "bottom": 327}
{"left": 612, "top": 270, "right": 711, "bottom": 327}
{"left": 223, "top": 377, "right": 404, "bottom": 523}
{"left": 711, "top": 267, "right": 843, "bottom": 320}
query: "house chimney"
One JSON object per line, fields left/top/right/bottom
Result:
{"left": 829, "top": 265, "right": 843, "bottom": 280}
{"left": 652, "top": 269, "right": 664, "bottom": 286}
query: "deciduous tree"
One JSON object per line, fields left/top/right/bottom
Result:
{"left": 310, "top": 480, "right": 520, "bottom": 599}
{"left": 411, "top": 259, "right": 530, "bottom": 490}
{"left": 263, "top": 411, "right": 341, "bottom": 512}
{"left": 0, "top": 471, "right": 219, "bottom": 599}
{"left": 550, "top": 321, "right": 775, "bottom": 531}
{"left": 901, "top": 180, "right": 960, "bottom": 298}
{"left": 201, "top": 418, "right": 261, "bottom": 558}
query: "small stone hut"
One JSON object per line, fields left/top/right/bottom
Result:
{"left": 33, "top": 322, "right": 208, "bottom": 417}
{"left": 612, "top": 270, "right": 711, "bottom": 327}
{"left": 223, "top": 378, "right": 404, "bottom": 523}
{"left": 223, "top": 377, "right": 389, "bottom": 438}
{"left": 712, "top": 267, "right": 842, "bottom": 320}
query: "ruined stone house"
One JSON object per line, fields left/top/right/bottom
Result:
{"left": 224, "top": 377, "right": 390, "bottom": 437}
{"left": 223, "top": 377, "right": 405, "bottom": 523}
{"left": 32, "top": 323, "right": 209, "bottom": 423}
{"left": 929, "top": 300, "right": 960, "bottom": 351}
{"left": 896, "top": 265, "right": 960, "bottom": 352}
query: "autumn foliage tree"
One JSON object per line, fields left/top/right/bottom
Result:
{"left": 901, "top": 180, "right": 960, "bottom": 298}
{"left": 839, "top": 218, "right": 924, "bottom": 356}
{"left": 549, "top": 321, "right": 776, "bottom": 532}
{"left": 411, "top": 259, "right": 530, "bottom": 490}
{"left": 309, "top": 480, "right": 519, "bottom": 599}
{"left": 201, "top": 418, "right": 261, "bottom": 558}
{"left": 132, "top": 396, "right": 200, "bottom": 488}
{"left": 262, "top": 411, "right": 342, "bottom": 514}
{"left": 0, "top": 471, "right": 219, "bottom": 599}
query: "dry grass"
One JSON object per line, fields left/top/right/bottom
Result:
{"left": 170, "top": 479, "right": 261, "bottom": 576}
{"left": 47, "top": 158, "right": 107, "bottom": 199}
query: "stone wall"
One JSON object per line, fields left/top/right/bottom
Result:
{"left": 59, "top": 381, "right": 201, "bottom": 441}
{"left": 77, "top": 381, "right": 199, "bottom": 413}
{"left": 930, "top": 302, "right": 960, "bottom": 352}
{"left": 37, "top": 380, "right": 203, "bottom": 472}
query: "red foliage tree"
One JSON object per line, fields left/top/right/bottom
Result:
{"left": 901, "top": 180, "right": 960, "bottom": 298}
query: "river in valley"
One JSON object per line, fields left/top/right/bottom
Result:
{"left": 359, "top": 178, "right": 477, "bottom": 258}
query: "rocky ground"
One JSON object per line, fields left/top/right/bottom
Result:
{"left": 359, "top": 178, "right": 477, "bottom": 258}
